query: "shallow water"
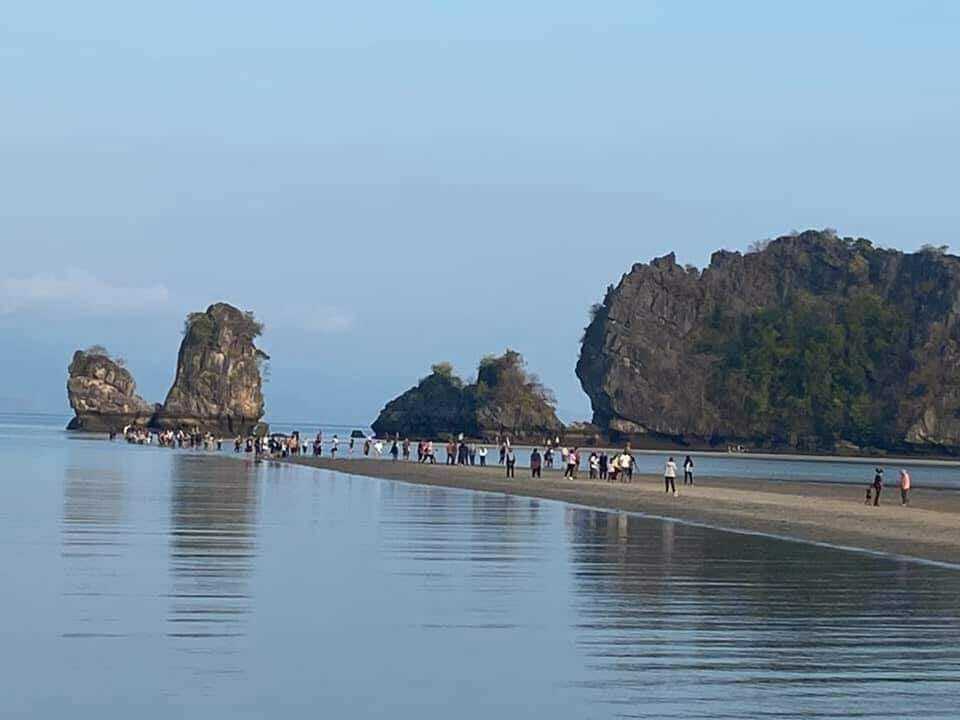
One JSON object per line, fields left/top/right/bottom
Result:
{"left": 262, "top": 417, "right": 960, "bottom": 489}
{"left": 3, "top": 421, "right": 960, "bottom": 717}
{"left": 14, "top": 412, "right": 960, "bottom": 488}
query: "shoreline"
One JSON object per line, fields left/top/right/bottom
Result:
{"left": 63, "top": 426, "right": 960, "bottom": 468}
{"left": 282, "top": 456, "right": 960, "bottom": 566}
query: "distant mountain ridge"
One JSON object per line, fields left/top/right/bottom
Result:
{"left": 577, "top": 230, "right": 960, "bottom": 453}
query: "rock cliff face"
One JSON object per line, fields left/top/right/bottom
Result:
{"left": 154, "top": 303, "right": 268, "bottom": 435}
{"left": 66, "top": 349, "right": 155, "bottom": 431}
{"left": 577, "top": 231, "right": 960, "bottom": 453}
{"left": 372, "top": 351, "right": 563, "bottom": 439}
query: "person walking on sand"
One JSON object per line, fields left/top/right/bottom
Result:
{"left": 871, "top": 467, "right": 883, "bottom": 506}
{"left": 505, "top": 448, "right": 516, "bottom": 478}
{"left": 530, "top": 448, "right": 542, "bottom": 478}
{"left": 900, "top": 469, "right": 911, "bottom": 505}
{"left": 589, "top": 452, "right": 599, "bottom": 479}
{"left": 598, "top": 451, "right": 608, "bottom": 481}
{"left": 390, "top": 440, "right": 399, "bottom": 461}
{"left": 665, "top": 457, "right": 678, "bottom": 496}
{"left": 402, "top": 438, "right": 411, "bottom": 461}
{"left": 683, "top": 455, "right": 694, "bottom": 485}
{"left": 478, "top": 444, "right": 487, "bottom": 466}
{"left": 564, "top": 448, "right": 579, "bottom": 479}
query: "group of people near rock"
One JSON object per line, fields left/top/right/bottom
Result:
{"left": 117, "top": 425, "right": 223, "bottom": 450}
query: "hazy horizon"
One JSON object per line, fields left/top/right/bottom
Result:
{"left": 3, "top": 2, "right": 959, "bottom": 425}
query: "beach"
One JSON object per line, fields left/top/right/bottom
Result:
{"left": 285, "top": 455, "right": 960, "bottom": 565}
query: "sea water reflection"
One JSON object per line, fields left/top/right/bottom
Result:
{"left": 167, "top": 454, "right": 258, "bottom": 684}
{"left": 565, "top": 509, "right": 960, "bottom": 717}
{"left": 2, "top": 428, "right": 959, "bottom": 718}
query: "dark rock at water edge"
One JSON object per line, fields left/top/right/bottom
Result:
{"left": 372, "top": 363, "right": 469, "bottom": 439}
{"left": 372, "top": 351, "right": 563, "bottom": 440}
{"left": 577, "top": 230, "right": 960, "bottom": 453}
{"left": 66, "top": 349, "right": 156, "bottom": 432}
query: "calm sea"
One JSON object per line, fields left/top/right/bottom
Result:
{"left": 2, "top": 418, "right": 960, "bottom": 718}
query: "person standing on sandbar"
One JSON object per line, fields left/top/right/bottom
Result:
{"left": 900, "top": 469, "right": 911, "bottom": 506}
{"left": 664, "top": 457, "right": 678, "bottom": 497}
{"left": 505, "top": 448, "right": 516, "bottom": 478}
{"left": 530, "top": 448, "right": 542, "bottom": 478}
{"left": 871, "top": 468, "right": 884, "bottom": 506}
{"left": 683, "top": 455, "right": 694, "bottom": 485}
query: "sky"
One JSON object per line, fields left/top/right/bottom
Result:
{"left": 2, "top": 1, "right": 959, "bottom": 426}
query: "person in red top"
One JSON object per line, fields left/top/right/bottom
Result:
{"left": 899, "top": 469, "right": 911, "bottom": 506}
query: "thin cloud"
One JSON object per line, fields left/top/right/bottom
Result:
{"left": 299, "top": 307, "right": 356, "bottom": 333}
{"left": 0, "top": 269, "right": 169, "bottom": 315}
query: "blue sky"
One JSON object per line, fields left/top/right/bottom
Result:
{"left": 2, "top": 1, "right": 959, "bottom": 425}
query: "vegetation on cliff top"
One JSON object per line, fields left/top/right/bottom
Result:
{"left": 576, "top": 229, "right": 960, "bottom": 452}
{"left": 372, "top": 350, "right": 562, "bottom": 438}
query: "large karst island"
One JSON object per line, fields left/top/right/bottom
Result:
{"left": 67, "top": 302, "right": 268, "bottom": 435}
{"left": 372, "top": 350, "right": 563, "bottom": 439}
{"left": 578, "top": 230, "right": 960, "bottom": 454}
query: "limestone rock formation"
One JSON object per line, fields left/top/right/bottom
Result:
{"left": 372, "top": 351, "right": 563, "bottom": 439}
{"left": 371, "top": 363, "right": 470, "bottom": 438}
{"left": 66, "top": 348, "right": 155, "bottom": 431}
{"left": 154, "top": 303, "right": 268, "bottom": 435}
{"left": 577, "top": 230, "right": 960, "bottom": 453}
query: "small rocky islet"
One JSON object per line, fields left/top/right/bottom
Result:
{"left": 370, "top": 350, "right": 563, "bottom": 441}
{"left": 67, "top": 302, "right": 268, "bottom": 435}
{"left": 65, "top": 350, "right": 156, "bottom": 432}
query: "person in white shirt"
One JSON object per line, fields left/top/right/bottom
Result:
{"left": 588, "top": 452, "right": 599, "bottom": 479}
{"left": 664, "top": 457, "right": 678, "bottom": 496}
{"left": 683, "top": 455, "right": 694, "bottom": 485}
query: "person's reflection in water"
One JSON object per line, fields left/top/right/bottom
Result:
{"left": 168, "top": 454, "right": 260, "bottom": 684}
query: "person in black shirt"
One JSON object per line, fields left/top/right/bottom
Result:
{"left": 870, "top": 468, "right": 884, "bottom": 506}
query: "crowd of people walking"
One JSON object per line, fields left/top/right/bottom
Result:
{"left": 113, "top": 425, "right": 918, "bottom": 508}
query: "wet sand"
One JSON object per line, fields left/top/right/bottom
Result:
{"left": 284, "top": 456, "right": 960, "bottom": 565}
